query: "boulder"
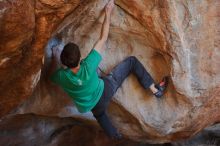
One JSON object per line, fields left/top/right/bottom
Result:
{"left": 0, "top": 114, "right": 156, "bottom": 146}
{"left": 0, "top": 0, "right": 220, "bottom": 144}
{"left": 0, "top": 114, "right": 219, "bottom": 146}
{"left": 0, "top": 0, "right": 80, "bottom": 117}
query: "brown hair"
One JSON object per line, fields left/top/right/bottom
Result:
{"left": 60, "top": 43, "right": 81, "bottom": 68}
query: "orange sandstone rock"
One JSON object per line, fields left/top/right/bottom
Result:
{"left": 0, "top": 0, "right": 220, "bottom": 143}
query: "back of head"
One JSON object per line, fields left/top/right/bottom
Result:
{"left": 60, "top": 43, "right": 81, "bottom": 68}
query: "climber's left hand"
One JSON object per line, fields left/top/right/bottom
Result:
{"left": 105, "top": 0, "right": 114, "bottom": 16}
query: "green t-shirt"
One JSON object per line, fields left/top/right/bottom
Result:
{"left": 50, "top": 49, "right": 104, "bottom": 113}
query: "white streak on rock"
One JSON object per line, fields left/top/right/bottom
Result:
{"left": 0, "top": 57, "right": 10, "bottom": 66}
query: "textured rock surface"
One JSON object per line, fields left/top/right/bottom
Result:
{"left": 0, "top": 114, "right": 161, "bottom": 146}
{"left": 0, "top": 114, "right": 219, "bottom": 146}
{"left": 0, "top": 0, "right": 80, "bottom": 117}
{"left": 0, "top": 0, "right": 220, "bottom": 144}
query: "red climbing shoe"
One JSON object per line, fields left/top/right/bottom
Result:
{"left": 154, "top": 76, "right": 169, "bottom": 98}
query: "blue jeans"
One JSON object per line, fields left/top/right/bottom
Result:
{"left": 92, "top": 56, "right": 154, "bottom": 138}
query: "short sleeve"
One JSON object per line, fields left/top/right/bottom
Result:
{"left": 83, "top": 49, "right": 102, "bottom": 74}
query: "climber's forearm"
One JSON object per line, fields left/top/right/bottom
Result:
{"left": 94, "top": 0, "right": 114, "bottom": 54}
{"left": 94, "top": 13, "right": 111, "bottom": 53}
{"left": 101, "top": 12, "right": 111, "bottom": 42}
{"left": 47, "top": 56, "right": 58, "bottom": 81}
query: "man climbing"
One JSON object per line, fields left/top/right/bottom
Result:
{"left": 50, "top": 0, "right": 168, "bottom": 140}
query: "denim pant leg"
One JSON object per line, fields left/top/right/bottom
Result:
{"left": 91, "top": 78, "right": 118, "bottom": 138}
{"left": 107, "top": 56, "right": 155, "bottom": 92}
{"left": 92, "top": 56, "right": 155, "bottom": 138}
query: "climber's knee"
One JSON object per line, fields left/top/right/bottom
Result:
{"left": 127, "top": 56, "right": 137, "bottom": 61}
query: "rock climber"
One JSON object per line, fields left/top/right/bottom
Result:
{"left": 50, "top": 0, "right": 168, "bottom": 139}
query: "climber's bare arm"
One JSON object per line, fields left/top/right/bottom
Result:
{"left": 94, "top": 0, "right": 114, "bottom": 54}
{"left": 47, "top": 47, "right": 60, "bottom": 82}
